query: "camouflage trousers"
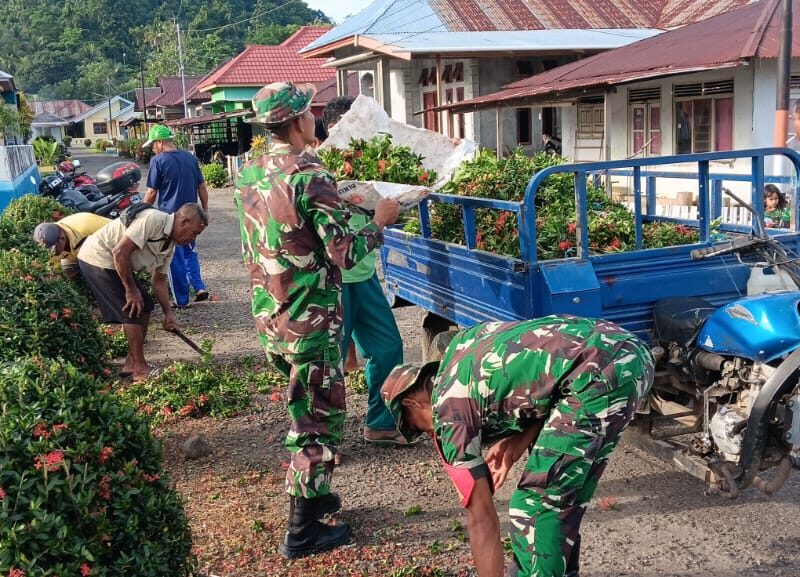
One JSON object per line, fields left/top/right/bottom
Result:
{"left": 509, "top": 340, "right": 653, "bottom": 577}
{"left": 268, "top": 346, "right": 346, "bottom": 498}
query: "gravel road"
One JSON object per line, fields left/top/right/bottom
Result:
{"left": 75, "top": 152, "right": 800, "bottom": 576}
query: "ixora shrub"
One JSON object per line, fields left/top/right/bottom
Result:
{"left": 200, "top": 162, "right": 228, "bottom": 188}
{"left": 0, "top": 194, "right": 73, "bottom": 253}
{"left": 0, "top": 249, "right": 109, "bottom": 375}
{"left": 0, "top": 357, "right": 194, "bottom": 576}
{"left": 417, "top": 148, "right": 700, "bottom": 260}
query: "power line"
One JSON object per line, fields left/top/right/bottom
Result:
{"left": 189, "top": 0, "right": 302, "bottom": 34}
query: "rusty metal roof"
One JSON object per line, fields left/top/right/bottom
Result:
{"left": 30, "top": 99, "right": 92, "bottom": 120}
{"left": 446, "top": 0, "right": 796, "bottom": 112}
{"left": 302, "top": 0, "right": 756, "bottom": 55}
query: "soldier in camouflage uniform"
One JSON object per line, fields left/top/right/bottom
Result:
{"left": 234, "top": 81, "right": 401, "bottom": 559}
{"left": 382, "top": 315, "right": 654, "bottom": 577}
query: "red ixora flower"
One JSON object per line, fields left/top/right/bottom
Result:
{"left": 559, "top": 240, "right": 573, "bottom": 252}
{"left": 608, "top": 237, "right": 622, "bottom": 250}
{"left": 34, "top": 450, "right": 65, "bottom": 472}
{"left": 0, "top": 485, "right": 6, "bottom": 500}
{"left": 98, "top": 446, "right": 114, "bottom": 464}
{"left": 8, "top": 567, "right": 25, "bottom": 577}
{"left": 566, "top": 221, "right": 577, "bottom": 235}
{"left": 32, "top": 422, "right": 51, "bottom": 439}
{"left": 49, "top": 312, "right": 59, "bottom": 321}
{"left": 62, "top": 307, "right": 72, "bottom": 318}
{"left": 52, "top": 423, "right": 68, "bottom": 433}
{"left": 80, "top": 563, "right": 92, "bottom": 576}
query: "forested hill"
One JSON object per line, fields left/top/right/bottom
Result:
{"left": 0, "top": 0, "right": 329, "bottom": 103}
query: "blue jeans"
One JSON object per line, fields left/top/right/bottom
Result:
{"left": 169, "top": 241, "right": 206, "bottom": 306}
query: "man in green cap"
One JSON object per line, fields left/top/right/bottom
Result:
{"left": 234, "top": 81, "right": 401, "bottom": 559}
{"left": 381, "top": 315, "right": 654, "bottom": 577}
{"left": 142, "top": 124, "right": 210, "bottom": 309}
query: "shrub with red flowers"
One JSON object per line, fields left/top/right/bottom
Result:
{"left": 0, "top": 357, "right": 194, "bottom": 576}
{"left": 0, "top": 249, "right": 111, "bottom": 375}
{"left": 413, "top": 148, "right": 700, "bottom": 260}
{"left": 318, "top": 133, "right": 437, "bottom": 186}
{"left": 0, "top": 194, "right": 73, "bottom": 254}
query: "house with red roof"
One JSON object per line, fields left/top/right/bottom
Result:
{"left": 198, "top": 25, "right": 337, "bottom": 117}
{"left": 442, "top": 0, "right": 800, "bottom": 166}
{"left": 301, "top": 0, "right": 755, "bottom": 153}
{"left": 161, "top": 26, "right": 353, "bottom": 161}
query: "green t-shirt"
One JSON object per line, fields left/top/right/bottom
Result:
{"left": 342, "top": 212, "right": 376, "bottom": 283}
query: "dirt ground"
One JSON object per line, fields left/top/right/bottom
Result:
{"left": 78, "top": 152, "right": 800, "bottom": 577}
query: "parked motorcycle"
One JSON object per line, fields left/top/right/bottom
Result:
{"left": 39, "top": 167, "right": 141, "bottom": 219}
{"left": 57, "top": 159, "right": 141, "bottom": 196}
{"left": 643, "top": 189, "right": 800, "bottom": 496}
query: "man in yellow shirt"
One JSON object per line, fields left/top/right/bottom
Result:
{"left": 33, "top": 212, "right": 110, "bottom": 279}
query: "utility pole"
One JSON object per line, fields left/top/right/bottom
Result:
{"left": 139, "top": 51, "right": 149, "bottom": 132}
{"left": 176, "top": 20, "right": 189, "bottom": 118}
{"left": 107, "top": 77, "right": 113, "bottom": 140}
{"left": 774, "top": 0, "right": 793, "bottom": 146}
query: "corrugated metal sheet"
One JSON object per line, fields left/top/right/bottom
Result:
{"left": 202, "top": 26, "right": 335, "bottom": 89}
{"left": 301, "top": 0, "right": 445, "bottom": 53}
{"left": 31, "top": 99, "right": 92, "bottom": 120}
{"left": 134, "top": 87, "right": 162, "bottom": 110}
{"left": 152, "top": 76, "right": 204, "bottom": 107}
{"left": 446, "top": 0, "right": 794, "bottom": 112}
{"left": 302, "top": 0, "right": 755, "bottom": 54}
{"left": 361, "top": 29, "right": 659, "bottom": 54}
{"left": 433, "top": 0, "right": 755, "bottom": 30}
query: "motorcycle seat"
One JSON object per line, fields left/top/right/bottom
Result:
{"left": 653, "top": 297, "right": 716, "bottom": 347}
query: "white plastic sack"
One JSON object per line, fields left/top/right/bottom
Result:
{"left": 320, "top": 95, "right": 477, "bottom": 211}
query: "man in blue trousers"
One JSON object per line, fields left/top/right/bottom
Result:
{"left": 142, "top": 124, "right": 210, "bottom": 308}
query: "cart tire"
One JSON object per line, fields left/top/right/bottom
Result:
{"left": 421, "top": 313, "right": 455, "bottom": 363}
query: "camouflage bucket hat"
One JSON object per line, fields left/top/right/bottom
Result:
{"left": 381, "top": 361, "right": 440, "bottom": 442}
{"left": 248, "top": 82, "right": 317, "bottom": 127}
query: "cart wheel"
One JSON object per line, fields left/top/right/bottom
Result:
{"left": 421, "top": 312, "right": 455, "bottom": 363}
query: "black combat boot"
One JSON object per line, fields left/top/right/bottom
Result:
{"left": 315, "top": 492, "right": 341, "bottom": 517}
{"left": 564, "top": 533, "right": 581, "bottom": 577}
{"left": 278, "top": 496, "right": 352, "bottom": 559}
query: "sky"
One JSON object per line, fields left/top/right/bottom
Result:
{"left": 304, "top": 0, "right": 372, "bottom": 24}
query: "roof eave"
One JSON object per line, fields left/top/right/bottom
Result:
{"left": 445, "top": 62, "right": 744, "bottom": 114}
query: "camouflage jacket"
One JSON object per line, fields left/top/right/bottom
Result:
{"left": 432, "top": 315, "right": 653, "bottom": 475}
{"left": 234, "top": 142, "right": 384, "bottom": 356}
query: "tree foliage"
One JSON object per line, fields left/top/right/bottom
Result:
{"left": 0, "top": 0, "right": 330, "bottom": 101}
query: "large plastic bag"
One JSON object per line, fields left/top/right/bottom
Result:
{"left": 319, "top": 95, "right": 477, "bottom": 211}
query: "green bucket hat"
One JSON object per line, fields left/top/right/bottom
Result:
{"left": 381, "top": 361, "right": 440, "bottom": 442}
{"left": 248, "top": 81, "right": 316, "bottom": 127}
{"left": 142, "top": 124, "right": 174, "bottom": 148}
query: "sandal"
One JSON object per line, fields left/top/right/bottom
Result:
{"left": 194, "top": 290, "right": 210, "bottom": 302}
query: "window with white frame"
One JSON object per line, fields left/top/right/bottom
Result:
{"left": 629, "top": 87, "right": 661, "bottom": 157}
{"left": 673, "top": 80, "right": 733, "bottom": 154}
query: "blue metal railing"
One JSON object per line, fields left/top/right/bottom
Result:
{"left": 415, "top": 148, "right": 800, "bottom": 264}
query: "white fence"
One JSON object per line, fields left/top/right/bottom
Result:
{"left": 622, "top": 202, "right": 753, "bottom": 226}
{"left": 0, "top": 145, "right": 36, "bottom": 182}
